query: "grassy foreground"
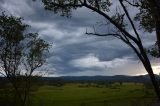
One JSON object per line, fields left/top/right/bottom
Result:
{"left": 31, "top": 83, "right": 157, "bottom": 106}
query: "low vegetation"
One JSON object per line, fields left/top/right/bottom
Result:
{"left": 28, "top": 82, "right": 157, "bottom": 106}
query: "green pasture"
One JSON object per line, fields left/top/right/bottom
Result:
{"left": 31, "top": 83, "right": 157, "bottom": 106}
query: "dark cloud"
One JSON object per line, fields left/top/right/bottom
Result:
{"left": 0, "top": 0, "right": 158, "bottom": 76}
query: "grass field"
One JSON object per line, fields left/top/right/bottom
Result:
{"left": 31, "top": 83, "right": 157, "bottom": 106}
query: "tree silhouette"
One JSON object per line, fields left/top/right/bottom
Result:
{"left": 0, "top": 13, "right": 50, "bottom": 106}
{"left": 132, "top": 0, "right": 160, "bottom": 57}
{"left": 39, "top": 0, "right": 160, "bottom": 99}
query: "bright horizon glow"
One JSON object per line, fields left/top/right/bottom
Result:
{"left": 152, "top": 65, "right": 160, "bottom": 75}
{"left": 136, "top": 65, "right": 160, "bottom": 76}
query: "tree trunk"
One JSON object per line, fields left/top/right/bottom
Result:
{"left": 138, "top": 42, "right": 160, "bottom": 99}
{"left": 156, "top": 22, "right": 160, "bottom": 57}
{"left": 144, "top": 0, "right": 160, "bottom": 99}
{"left": 143, "top": 59, "right": 160, "bottom": 99}
{"left": 155, "top": 2, "right": 160, "bottom": 57}
{"left": 148, "top": 70, "right": 160, "bottom": 99}
{"left": 151, "top": 0, "right": 160, "bottom": 56}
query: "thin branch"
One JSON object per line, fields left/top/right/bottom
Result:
{"left": 86, "top": 31, "right": 122, "bottom": 40}
{"left": 86, "top": 32, "right": 120, "bottom": 37}
{"left": 116, "top": 2, "right": 148, "bottom": 66}
{"left": 123, "top": 0, "right": 140, "bottom": 7}
{"left": 119, "top": 35, "right": 145, "bottom": 64}
{"left": 86, "top": 30, "right": 144, "bottom": 64}
{"left": 119, "top": 0, "right": 142, "bottom": 43}
{"left": 0, "top": 71, "right": 6, "bottom": 77}
{"left": 83, "top": 2, "right": 140, "bottom": 45}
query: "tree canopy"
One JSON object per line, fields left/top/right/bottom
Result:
{"left": 0, "top": 13, "right": 50, "bottom": 106}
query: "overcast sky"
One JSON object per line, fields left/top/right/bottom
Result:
{"left": 0, "top": 0, "right": 159, "bottom": 76}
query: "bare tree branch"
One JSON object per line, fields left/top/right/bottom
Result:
{"left": 119, "top": 0, "right": 142, "bottom": 43}
{"left": 85, "top": 32, "right": 120, "bottom": 37}
{"left": 0, "top": 71, "right": 6, "bottom": 77}
{"left": 123, "top": 0, "right": 140, "bottom": 7}
{"left": 83, "top": 2, "right": 140, "bottom": 45}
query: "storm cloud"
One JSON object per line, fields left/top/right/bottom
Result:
{"left": 0, "top": 0, "right": 158, "bottom": 76}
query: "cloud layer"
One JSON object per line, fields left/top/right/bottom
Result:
{"left": 0, "top": 0, "right": 158, "bottom": 76}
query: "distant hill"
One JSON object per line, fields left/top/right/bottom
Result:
{"left": 0, "top": 74, "right": 160, "bottom": 83}
{"left": 40, "top": 74, "right": 160, "bottom": 83}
